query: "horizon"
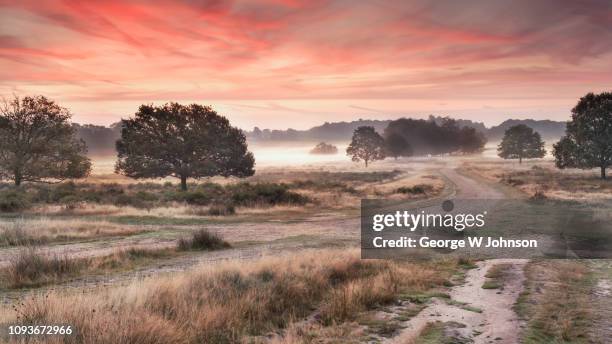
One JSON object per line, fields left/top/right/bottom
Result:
{"left": 2, "top": 1, "right": 611, "bottom": 129}
{"left": 71, "top": 114, "right": 566, "bottom": 132}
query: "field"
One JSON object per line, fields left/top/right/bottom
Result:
{"left": 0, "top": 155, "right": 610, "bottom": 343}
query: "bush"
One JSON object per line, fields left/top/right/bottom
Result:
{"left": 229, "top": 183, "right": 308, "bottom": 206}
{"left": 166, "top": 190, "right": 213, "bottom": 205}
{"left": 0, "top": 190, "right": 30, "bottom": 212}
{"left": 207, "top": 203, "right": 236, "bottom": 216}
{"left": 177, "top": 229, "right": 231, "bottom": 251}
{"left": 395, "top": 184, "right": 433, "bottom": 195}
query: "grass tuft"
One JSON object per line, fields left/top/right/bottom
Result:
{"left": 176, "top": 229, "right": 231, "bottom": 251}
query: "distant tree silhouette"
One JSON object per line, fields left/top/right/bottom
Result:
{"left": 458, "top": 126, "right": 487, "bottom": 153}
{"left": 384, "top": 132, "right": 412, "bottom": 159}
{"left": 384, "top": 117, "right": 486, "bottom": 156}
{"left": 497, "top": 124, "right": 546, "bottom": 163}
{"left": 116, "top": 103, "right": 255, "bottom": 190}
{"left": 309, "top": 142, "right": 338, "bottom": 155}
{"left": 346, "top": 126, "right": 386, "bottom": 167}
{"left": 0, "top": 95, "right": 91, "bottom": 186}
{"left": 553, "top": 92, "right": 612, "bottom": 179}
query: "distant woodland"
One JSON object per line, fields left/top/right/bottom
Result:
{"left": 74, "top": 116, "right": 567, "bottom": 155}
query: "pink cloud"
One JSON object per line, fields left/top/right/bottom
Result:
{"left": 0, "top": 0, "right": 610, "bottom": 127}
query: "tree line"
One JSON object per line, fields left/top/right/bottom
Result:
{"left": 0, "top": 91, "right": 610, "bottom": 190}
{"left": 346, "top": 92, "right": 610, "bottom": 179}
{"left": 346, "top": 116, "right": 487, "bottom": 165}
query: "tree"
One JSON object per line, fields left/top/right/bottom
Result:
{"left": 115, "top": 103, "right": 255, "bottom": 190}
{"left": 0, "top": 95, "right": 91, "bottom": 186}
{"left": 309, "top": 142, "right": 338, "bottom": 155}
{"left": 497, "top": 124, "right": 546, "bottom": 163}
{"left": 553, "top": 92, "right": 612, "bottom": 179}
{"left": 458, "top": 126, "right": 487, "bottom": 153}
{"left": 346, "top": 126, "right": 386, "bottom": 167}
{"left": 384, "top": 132, "right": 412, "bottom": 159}
{"left": 383, "top": 117, "right": 485, "bottom": 155}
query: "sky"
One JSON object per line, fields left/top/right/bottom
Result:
{"left": 1, "top": 0, "right": 611, "bottom": 129}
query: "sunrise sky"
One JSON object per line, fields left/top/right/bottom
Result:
{"left": 1, "top": 0, "right": 611, "bottom": 129}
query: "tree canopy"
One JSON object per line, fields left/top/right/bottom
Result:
{"left": 309, "top": 142, "right": 338, "bottom": 155}
{"left": 115, "top": 103, "right": 255, "bottom": 190}
{"left": 346, "top": 126, "right": 386, "bottom": 167}
{"left": 384, "top": 132, "right": 412, "bottom": 159}
{"left": 553, "top": 92, "right": 612, "bottom": 179}
{"left": 0, "top": 95, "right": 91, "bottom": 186}
{"left": 497, "top": 124, "right": 546, "bottom": 163}
{"left": 383, "top": 117, "right": 486, "bottom": 156}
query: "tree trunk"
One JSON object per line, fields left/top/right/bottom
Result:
{"left": 14, "top": 172, "right": 21, "bottom": 186}
{"left": 519, "top": 156, "right": 522, "bottom": 164}
{"left": 601, "top": 166, "right": 607, "bottom": 180}
{"left": 364, "top": 159, "right": 369, "bottom": 168}
{"left": 180, "top": 175, "right": 188, "bottom": 191}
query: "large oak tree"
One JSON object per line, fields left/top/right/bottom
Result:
{"left": 115, "top": 103, "right": 255, "bottom": 190}
{"left": 553, "top": 92, "right": 612, "bottom": 179}
{"left": 0, "top": 95, "right": 91, "bottom": 186}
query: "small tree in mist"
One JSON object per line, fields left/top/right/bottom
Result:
{"left": 553, "top": 92, "right": 612, "bottom": 179}
{"left": 497, "top": 124, "right": 546, "bottom": 163}
{"left": 115, "top": 103, "right": 255, "bottom": 191}
{"left": 0, "top": 95, "right": 91, "bottom": 186}
{"left": 346, "top": 126, "right": 386, "bottom": 167}
{"left": 384, "top": 132, "right": 412, "bottom": 159}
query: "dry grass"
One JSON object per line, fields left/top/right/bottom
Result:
{"left": 462, "top": 161, "right": 611, "bottom": 201}
{"left": 176, "top": 229, "right": 231, "bottom": 251}
{"left": 0, "top": 219, "right": 145, "bottom": 246}
{"left": 2, "top": 249, "right": 461, "bottom": 343}
{"left": 482, "top": 263, "right": 512, "bottom": 290}
{"left": 516, "top": 260, "right": 593, "bottom": 343}
{"left": 1, "top": 247, "right": 175, "bottom": 289}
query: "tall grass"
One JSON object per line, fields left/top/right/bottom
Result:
{"left": 176, "top": 229, "right": 231, "bottom": 251}
{"left": 5, "top": 248, "right": 85, "bottom": 288}
{"left": 1, "top": 247, "right": 175, "bottom": 289}
{"left": 8, "top": 250, "right": 457, "bottom": 343}
{"left": 517, "top": 260, "right": 593, "bottom": 343}
{"left": 0, "top": 219, "right": 145, "bottom": 247}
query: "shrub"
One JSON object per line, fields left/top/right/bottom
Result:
{"left": 207, "top": 203, "right": 236, "bottom": 216}
{"left": 0, "top": 190, "right": 30, "bottom": 212}
{"left": 177, "top": 229, "right": 230, "bottom": 251}
{"left": 166, "top": 190, "right": 214, "bottom": 205}
{"left": 230, "top": 183, "right": 308, "bottom": 206}
{"left": 395, "top": 184, "right": 433, "bottom": 195}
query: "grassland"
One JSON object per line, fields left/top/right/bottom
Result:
{"left": 1, "top": 249, "right": 467, "bottom": 343}
{"left": 0, "top": 157, "right": 608, "bottom": 343}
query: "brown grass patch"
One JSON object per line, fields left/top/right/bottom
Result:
{"left": 516, "top": 260, "right": 593, "bottom": 343}
{"left": 0, "top": 219, "right": 145, "bottom": 246}
{"left": 462, "top": 161, "right": 612, "bottom": 201}
{"left": 3, "top": 250, "right": 461, "bottom": 343}
{"left": 176, "top": 229, "right": 231, "bottom": 251}
{"left": 1, "top": 247, "right": 175, "bottom": 289}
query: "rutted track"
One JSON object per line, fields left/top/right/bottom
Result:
{"left": 386, "top": 168, "right": 528, "bottom": 344}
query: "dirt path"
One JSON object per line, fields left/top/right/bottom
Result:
{"left": 384, "top": 168, "right": 528, "bottom": 343}
{"left": 387, "top": 259, "right": 528, "bottom": 344}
